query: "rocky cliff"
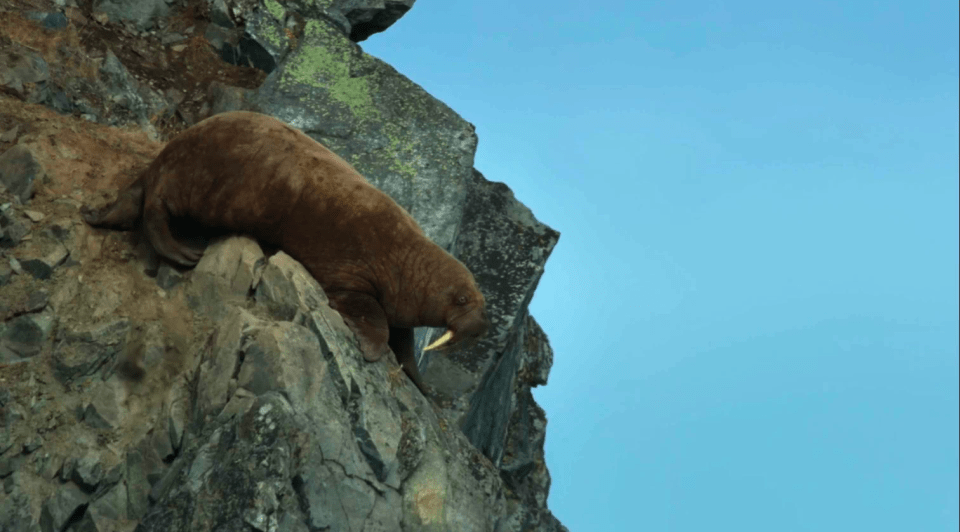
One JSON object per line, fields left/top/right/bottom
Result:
{"left": 0, "top": 0, "right": 566, "bottom": 530}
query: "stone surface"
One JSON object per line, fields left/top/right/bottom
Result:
{"left": 0, "top": 144, "right": 44, "bottom": 203}
{"left": 52, "top": 320, "right": 131, "bottom": 384}
{"left": 93, "top": 0, "right": 169, "bottom": 30}
{"left": 40, "top": 482, "right": 88, "bottom": 532}
{"left": 0, "top": 1, "right": 566, "bottom": 529}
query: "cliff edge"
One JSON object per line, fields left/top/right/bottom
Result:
{"left": 0, "top": 1, "right": 566, "bottom": 530}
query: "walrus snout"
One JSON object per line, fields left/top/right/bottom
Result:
{"left": 424, "top": 306, "right": 489, "bottom": 351}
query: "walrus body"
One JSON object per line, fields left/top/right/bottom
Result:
{"left": 83, "top": 111, "right": 488, "bottom": 394}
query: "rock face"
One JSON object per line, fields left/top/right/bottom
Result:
{"left": 0, "top": 0, "right": 566, "bottom": 530}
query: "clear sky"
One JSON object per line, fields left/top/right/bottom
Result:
{"left": 363, "top": 1, "right": 959, "bottom": 530}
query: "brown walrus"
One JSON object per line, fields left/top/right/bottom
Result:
{"left": 82, "top": 111, "right": 488, "bottom": 395}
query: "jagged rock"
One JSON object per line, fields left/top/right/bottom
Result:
{"left": 89, "top": 480, "right": 129, "bottom": 520}
{"left": 35, "top": 452, "right": 63, "bottom": 479}
{"left": 18, "top": 250, "right": 68, "bottom": 280}
{"left": 0, "top": 144, "right": 44, "bottom": 203}
{"left": 82, "top": 380, "right": 123, "bottom": 429}
{"left": 93, "top": 0, "right": 169, "bottom": 30}
{"left": 0, "top": 3, "right": 566, "bottom": 529}
{"left": 282, "top": 0, "right": 415, "bottom": 42}
{"left": 445, "top": 170, "right": 559, "bottom": 459}
{"left": 0, "top": 124, "right": 19, "bottom": 142}
{"left": 22, "top": 435, "right": 43, "bottom": 453}
{"left": 42, "top": 12, "right": 68, "bottom": 30}
{"left": 165, "top": 384, "right": 189, "bottom": 454}
{"left": 25, "top": 11, "right": 69, "bottom": 30}
{"left": 0, "top": 477, "right": 39, "bottom": 530}
{"left": 207, "top": 81, "right": 256, "bottom": 116}
{"left": 254, "top": 250, "right": 329, "bottom": 321}
{"left": 0, "top": 454, "right": 22, "bottom": 477}
{"left": 251, "top": 19, "right": 477, "bottom": 250}
{"left": 0, "top": 207, "right": 29, "bottom": 248}
{"left": 1, "top": 312, "right": 55, "bottom": 359}
{"left": 97, "top": 50, "right": 167, "bottom": 130}
{"left": 24, "top": 290, "right": 50, "bottom": 313}
{"left": 0, "top": 261, "right": 12, "bottom": 285}
{"left": 52, "top": 320, "right": 132, "bottom": 384}
{"left": 0, "top": 49, "right": 50, "bottom": 101}
{"left": 39, "top": 482, "right": 88, "bottom": 532}
{"left": 71, "top": 451, "right": 104, "bottom": 492}
{"left": 186, "top": 236, "right": 265, "bottom": 320}
{"left": 74, "top": 504, "right": 138, "bottom": 532}
{"left": 154, "top": 264, "right": 183, "bottom": 290}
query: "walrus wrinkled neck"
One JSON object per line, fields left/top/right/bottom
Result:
{"left": 372, "top": 237, "right": 444, "bottom": 328}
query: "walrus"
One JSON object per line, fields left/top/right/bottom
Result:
{"left": 82, "top": 111, "right": 488, "bottom": 395}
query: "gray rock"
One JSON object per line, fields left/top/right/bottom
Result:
{"left": 97, "top": 50, "right": 167, "bottom": 129}
{"left": 22, "top": 435, "right": 43, "bottom": 453}
{"left": 52, "top": 320, "right": 131, "bottom": 384}
{"left": 18, "top": 245, "right": 69, "bottom": 280}
{"left": 24, "top": 290, "right": 50, "bottom": 313}
{"left": 251, "top": 19, "right": 477, "bottom": 251}
{"left": 0, "top": 261, "right": 12, "bottom": 285}
{"left": 88, "top": 480, "right": 128, "bottom": 520}
{"left": 254, "top": 251, "right": 329, "bottom": 321}
{"left": 83, "top": 381, "right": 123, "bottom": 430}
{"left": 71, "top": 451, "right": 104, "bottom": 492}
{"left": 35, "top": 452, "right": 63, "bottom": 479}
{"left": 0, "top": 209, "right": 28, "bottom": 248}
{"left": 293, "top": 464, "right": 381, "bottom": 531}
{"left": 276, "top": 0, "right": 415, "bottom": 42}
{"left": 341, "top": 0, "right": 416, "bottom": 42}
{"left": 220, "top": 32, "right": 278, "bottom": 73}
{"left": 166, "top": 385, "right": 189, "bottom": 454}
{"left": 1, "top": 312, "right": 54, "bottom": 359}
{"left": 43, "top": 12, "right": 68, "bottom": 29}
{"left": 206, "top": 0, "right": 234, "bottom": 28}
{"left": 7, "top": 255, "right": 23, "bottom": 274}
{"left": 236, "top": 2, "right": 291, "bottom": 72}
{"left": 207, "top": 81, "right": 255, "bottom": 116}
{"left": 93, "top": 0, "right": 169, "bottom": 30}
{"left": 0, "top": 480, "right": 40, "bottom": 531}
{"left": 0, "top": 454, "right": 23, "bottom": 478}
{"left": 39, "top": 482, "right": 88, "bottom": 532}
{"left": 0, "top": 144, "right": 44, "bottom": 203}
{"left": 125, "top": 437, "right": 166, "bottom": 519}
{"left": 449, "top": 170, "right": 559, "bottom": 462}
{"left": 0, "top": 50, "right": 50, "bottom": 99}
{"left": 155, "top": 263, "right": 183, "bottom": 290}
{"left": 186, "top": 236, "right": 265, "bottom": 320}
{"left": 0, "top": 124, "right": 20, "bottom": 142}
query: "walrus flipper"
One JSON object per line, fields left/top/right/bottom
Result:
{"left": 82, "top": 175, "right": 146, "bottom": 229}
{"left": 142, "top": 195, "right": 204, "bottom": 266}
{"left": 327, "top": 291, "right": 391, "bottom": 363}
{"left": 388, "top": 326, "right": 430, "bottom": 395}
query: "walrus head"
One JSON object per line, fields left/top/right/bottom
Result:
{"left": 423, "top": 280, "right": 489, "bottom": 351}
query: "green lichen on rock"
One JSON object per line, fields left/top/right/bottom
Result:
{"left": 381, "top": 124, "right": 422, "bottom": 182}
{"left": 280, "top": 21, "right": 377, "bottom": 120}
{"left": 263, "top": 0, "right": 285, "bottom": 20}
{"left": 256, "top": 0, "right": 287, "bottom": 49}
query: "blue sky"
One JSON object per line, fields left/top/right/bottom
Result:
{"left": 363, "top": 1, "right": 959, "bottom": 530}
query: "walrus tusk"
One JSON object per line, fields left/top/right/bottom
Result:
{"left": 424, "top": 330, "right": 454, "bottom": 351}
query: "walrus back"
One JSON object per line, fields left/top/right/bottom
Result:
{"left": 159, "top": 112, "right": 420, "bottom": 254}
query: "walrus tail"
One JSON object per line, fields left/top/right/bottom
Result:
{"left": 81, "top": 175, "right": 146, "bottom": 230}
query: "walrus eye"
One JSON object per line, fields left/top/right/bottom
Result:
{"left": 456, "top": 295, "right": 468, "bottom": 305}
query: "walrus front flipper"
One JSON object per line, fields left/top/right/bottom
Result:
{"left": 82, "top": 175, "right": 146, "bottom": 229}
{"left": 142, "top": 195, "right": 204, "bottom": 266}
{"left": 388, "top": 326, "right": 430, "bottom": 395}
{"left": 327, "top": 291, "right": 391, "bottom": 362}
